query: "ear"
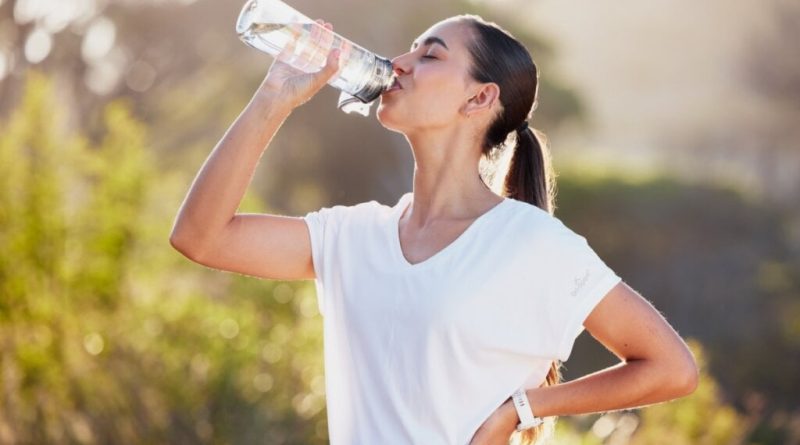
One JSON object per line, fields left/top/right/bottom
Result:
{"left": 463, "top": 82, "right": 500, "bottom": 117}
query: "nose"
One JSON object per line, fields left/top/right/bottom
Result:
{"left": 390, "top": 54, "right": 410, "bottom": 77}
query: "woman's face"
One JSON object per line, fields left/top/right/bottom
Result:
{"left": 376, "top": 19, "right": 480, "bottom": 134}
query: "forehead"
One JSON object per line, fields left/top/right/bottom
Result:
{"left": 410, "top": 20, "right": 470, "bottom": 51}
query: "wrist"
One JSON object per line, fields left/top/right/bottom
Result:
{"left": 510, "top": 387, "right": 545, "bottom": 431}
{"left": 249, "top": 91, "right": 296, "bottom": 115}
{"left": 501, "top": 399, "right": 521, "bottom": 434}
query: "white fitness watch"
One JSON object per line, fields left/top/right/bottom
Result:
{"left": 511, "top": 387, "right": 544, "bottom": 432}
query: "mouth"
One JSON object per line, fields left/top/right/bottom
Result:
{"left": 383, "top": 77, "right": 403, "bottom": 94}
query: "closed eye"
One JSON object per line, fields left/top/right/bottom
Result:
{"left": 422, "top": 55, "right": 437, "bottom": 59}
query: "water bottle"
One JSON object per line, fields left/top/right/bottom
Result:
{"left": 235, "top": 0, "right": 394, "bottom": 116}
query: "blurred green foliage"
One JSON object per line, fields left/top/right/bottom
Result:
{"left": 0, "top": 70, "right": 326, "bottom": 444}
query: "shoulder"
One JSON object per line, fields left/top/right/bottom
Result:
{"left": 504, "top": 198, "right": 574, "bottom": 239}
{"left": 304, "top": 198, "right": 392, "bottom": 229}
{"left": 502, "top": 198, "right": 601, "bottom": 262}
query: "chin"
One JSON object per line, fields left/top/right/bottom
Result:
{"left": 376, "top": 101, "right": 416, "bottom": 134}
{"left": 376, "top": 103, "right": 398, "bottom": 128}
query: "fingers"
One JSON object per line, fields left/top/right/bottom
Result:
{"left": 276, "top": 19, "right": 340, "bottom": 97}
{"left": 325, "top": 48, "right": 341, "bottom": 73}
{"left": 276, "top": 24, "right": 298, "bottom": 64}
{"left": 277, "top": 41, "right": 294, "bottom": 64}
{"left": 310, "top": 48, "right": 339, "bottom": 90}
{"left": 315, "top": 19, "right": 331, "bottom": 31}
{"left": 313, "top": 19, "right": 340, "bottom": 78}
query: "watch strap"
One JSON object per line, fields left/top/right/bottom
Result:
{"left": 511, "top": 387, "right": 544, "bottom": 431}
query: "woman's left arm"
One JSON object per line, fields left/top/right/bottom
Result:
{"left": 535, "top": 280, "right": 699, "bottom": 414}
{"left": 474, "top": 281, "right": 699, "bottom": 442}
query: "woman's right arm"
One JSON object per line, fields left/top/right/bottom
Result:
{"left": 169, "top": 20, "right": 341, "bottom": 281}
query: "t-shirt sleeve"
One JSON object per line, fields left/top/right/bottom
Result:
{"left": 537, "top": 218, "right": 623, "bottom": 362}
{"left": 303, "top": 204, "right": 349, "bottom": 317}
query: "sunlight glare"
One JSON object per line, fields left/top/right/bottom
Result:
{"left": 81, "top": 16, "right": 116, "bottom": 62}
{"left": 23, "top": 27, "right": 52, "bottom": 64}
{"left": 591, "top": 414, "right": 616, "bottom": 438}
{"left": 14, "top": 0, "right": 97, "bottom": 31}
{"left": 83, "top": 333, "right": 105, "bottom": 356}
{"left": 84, "top": 51, "right": 125, "bottom": 95}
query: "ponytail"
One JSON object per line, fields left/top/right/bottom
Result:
{"left": 503, "top": 126, "right": 557, "bottom": 215}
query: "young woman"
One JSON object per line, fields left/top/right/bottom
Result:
{"left": 170, "top": 14, "right": 699, "bottom": 445}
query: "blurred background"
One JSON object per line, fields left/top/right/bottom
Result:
{"left": 0, "top": 0, "right": 798, "bottom": 443}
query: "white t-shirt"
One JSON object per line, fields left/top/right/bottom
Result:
{"left": 303, "top": 192, "right": 622, "bottom": 445}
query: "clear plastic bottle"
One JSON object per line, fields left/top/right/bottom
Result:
{"left": 235, "top": 0, "right": 394, "bottom": 116}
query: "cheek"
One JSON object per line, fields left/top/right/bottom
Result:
{"left": 413, "top": 86, "right": 463, "bottom": 124}
{"left": 422, "top": 71, "right": 466, "bottom": 111}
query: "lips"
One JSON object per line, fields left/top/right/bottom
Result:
{"left": 384, "top": 77, "right": 403, "bottom": 94}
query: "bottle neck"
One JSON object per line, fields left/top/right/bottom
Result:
{"left": 351, "top": 56, "right": 394, "bottom": 103}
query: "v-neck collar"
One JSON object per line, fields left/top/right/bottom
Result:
{"left": 390, "top": 192, "right": 510, "bottom": 271}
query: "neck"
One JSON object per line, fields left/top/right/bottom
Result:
{"left": 402, "top": 125, "right": 502, "bottom": 227}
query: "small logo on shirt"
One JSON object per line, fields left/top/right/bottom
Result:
{"left": 570, "top": 269, "right": 590, "bottom": 297}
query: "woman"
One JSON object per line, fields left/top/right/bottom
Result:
{"left": 170, "top": 13, "right": 699, "bottom": 445}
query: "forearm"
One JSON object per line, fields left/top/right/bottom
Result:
{"left": 170, "top": 92, "right": 293, "bottom": 252}
{"left": 533, "top": 358, "right": 695, "bottom": 416}
{"left": 499, "top": 359, "right": 696, "bottom": 426}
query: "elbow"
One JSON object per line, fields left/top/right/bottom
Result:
{"left": 667, "top": 357, "right": 700, "bottom": 398}
{"left": 170, "top": 215, "right": 227, "bottom": 263}
{"left": 169, "top": 230, "right": 189, "bottom": 255}
{"left": 169, "top": 229, "right": 202, "bottom": 261}
{"left": 641, "top": 351, "right": 699, "bottom": 400}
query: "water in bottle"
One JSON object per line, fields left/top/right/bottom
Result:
{"left": 236, "top": 0, "right": 394, "bottom": 116}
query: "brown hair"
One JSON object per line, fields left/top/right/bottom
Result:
{"left": 459, "top": 13, "right": 560, "bottom": 445}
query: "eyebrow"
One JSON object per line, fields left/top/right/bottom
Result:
{"left": 410, "top": 36, "right": 449, "bottom": 51}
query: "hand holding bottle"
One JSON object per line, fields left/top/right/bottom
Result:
{"left": 256, "top": 19, "right": 342, "bottom": 110}
{"left": 236, "top": 0, "right": 393, "bottom": 116}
